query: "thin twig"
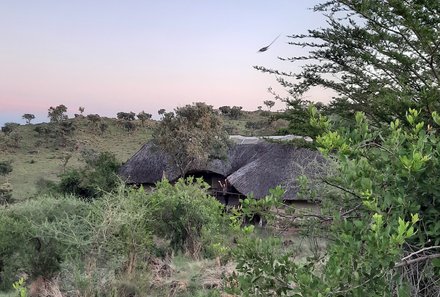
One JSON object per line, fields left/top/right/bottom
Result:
{"left": 340, "top": 203, "right": 363, "bottom": 217}
{"left": 395, "top": 253, "right": 440, "bottom": 268}
{"left": 322, "top": 179, "right": 363, "bottom": 200}
{"left": 401, "top": 246, "right": 440, "bottom": 261}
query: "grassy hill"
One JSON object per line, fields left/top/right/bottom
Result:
{"left": 0, "top": 111, "right": 287, "bottom": 201}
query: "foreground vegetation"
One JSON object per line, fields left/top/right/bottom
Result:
{"left": 0, "top": 179, "right": 229, "bottom": 296}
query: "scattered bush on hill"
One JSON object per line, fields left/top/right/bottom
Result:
{"left": 137, "top": 111, "right": 152, "bottom": 127}
{"left": 0, "top": 161, "right": 13, "bottom": 204}
{"left": 117, "top": 111, "right": 136, "bottom": 121}
{"left": 1, "top": 123, "right": 20, "bottom": 136}
{"left": 229, "top": 106, "right": 243, "bottom": 119}
{"left": 218, "top": 105, "right": 243, "bottom": 119}
{"left": 0, "top": 161, "right": 12, "bottom": 177}
{"left": 219, "top": 106, "right": 231, "bottom": 115}
{"left": 48, "top": 105, "right": 68, "bottom": 123}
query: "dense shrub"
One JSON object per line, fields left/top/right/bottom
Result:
{"left": 0, "top": 182, "right": 13, "bottom": 205}
{"left": 219, "top": 106, "right": 231, "bottom": 115}
{"left": 0, "top": 196, "right": 90, "bottom": 289}
{"left": 1, "top": 123, "right": 19, "bottom": 135}
{"left": 58, "top": 151, "right": 120, "bottom": 199}
{"left": 0, "top": 161, "right": 12, "bottom": 177}
{"left": 229, "top": 106, "right": 243, "bottom": 119}
{"left": 148, "top": 178, "right": 225, "bottom": 258}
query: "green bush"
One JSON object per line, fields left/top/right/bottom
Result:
{"left": 0, "top": 196, "right": 90, "bottom": 289}
{"left": 0, "top": 182, "right": 13, "bottom": 204}
{"left": 0, "top": 188, "right": 152, "bottom": 293}
{"left": 148, "top": 177, "right": 225, "bottom": 258}
{"left": 58, "top": 169, "right": 94, "bottom": 198}
{"left": 0, "top": 161, "right": 12, "bottom": 177}
{"left": 1, "top": 123, "right": 19, "bottom": 136}
{"left": 58, "top": 151, "right": 120, "bottom": 199}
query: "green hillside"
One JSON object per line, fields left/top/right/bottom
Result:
{"left": 0, "top": 111, "right": 285, "bottom": 201}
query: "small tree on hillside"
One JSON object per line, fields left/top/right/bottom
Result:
{"left": 229, "top": 106, "right": 243, "bottom": 119}
{"left": 87, "top": 114, "right": 101, "bottom": 132}
{"left": 219, "top": 106, "right": 231, "bottom": 115}
{"left": 152, "top": 102, "right": 229, "bottom": 177}
{"left": 137, "top": 111, "right": 152, "bottom": 126}
{"left": 78, "top": 106, "right": 85, "bottom": 115}
{"left": 87, "top": 114, "right": 101, "bottom": 123}
{"left": 22, "top": 114, "right": 35, "bottom": 124}
{"left": 48, "top": 105, "right": 68, "bottom": 123}
{"left": 117, "top": 112, "right": 136, "bottom": 121}
{"left": 263, "top": 100, "right": 275, "bottom": 110}
{"left": 158, "top": 109, "right": 166, "bottom": 116}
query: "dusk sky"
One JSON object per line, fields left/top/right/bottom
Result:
{"left": 0, "top": 0, "right": 330, "bottom": 126}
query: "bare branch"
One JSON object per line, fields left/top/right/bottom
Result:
{"left": 395, "top": 253, "right": 440, "bottom": 268}
{"left": 401, "top": 246, "right": 440, "bottom": 262}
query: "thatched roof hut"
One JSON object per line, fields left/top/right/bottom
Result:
{"left": 119, "top": 136, "right": 324, "bottom": 201}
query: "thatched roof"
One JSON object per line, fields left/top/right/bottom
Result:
{"left": 119, "top": 137, "right": 325, "bottom": 200}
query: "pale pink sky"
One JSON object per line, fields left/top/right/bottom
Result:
{"left": 0, "top": 0, "right": 332, "bottom": 125}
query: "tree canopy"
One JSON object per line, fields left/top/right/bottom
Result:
{"left": 152, "top": 102, "right": 229, "bottom": 176}
{"left": 256, "top": 0, "right": 440, "bottom": 126}
{"left": 137, "top": 111, "right": 152, "bottom": 126}
{"left": 22, "top": 114, "right": 35, "bottom": 124}
{"left": 48, "top": 105, "right": 68, "bottom": 123}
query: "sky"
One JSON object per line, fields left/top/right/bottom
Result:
{"left": 0, "top": 0, "right": 331, "bottom": 126}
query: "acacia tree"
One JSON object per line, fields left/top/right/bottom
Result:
{"left": 152, "top": 102, "right": 229, "bottom": 177}
{"left": 22, "top": 114, "right": 35, "bottom": 124}
{"left": 48, "top": 105, "right": 68, "bottom": 123}
{"left": 256, "top": 0, "right": 440, "bottom": 126}
{"left": 263, "top": 100, "right": 275, "bottom": 110}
